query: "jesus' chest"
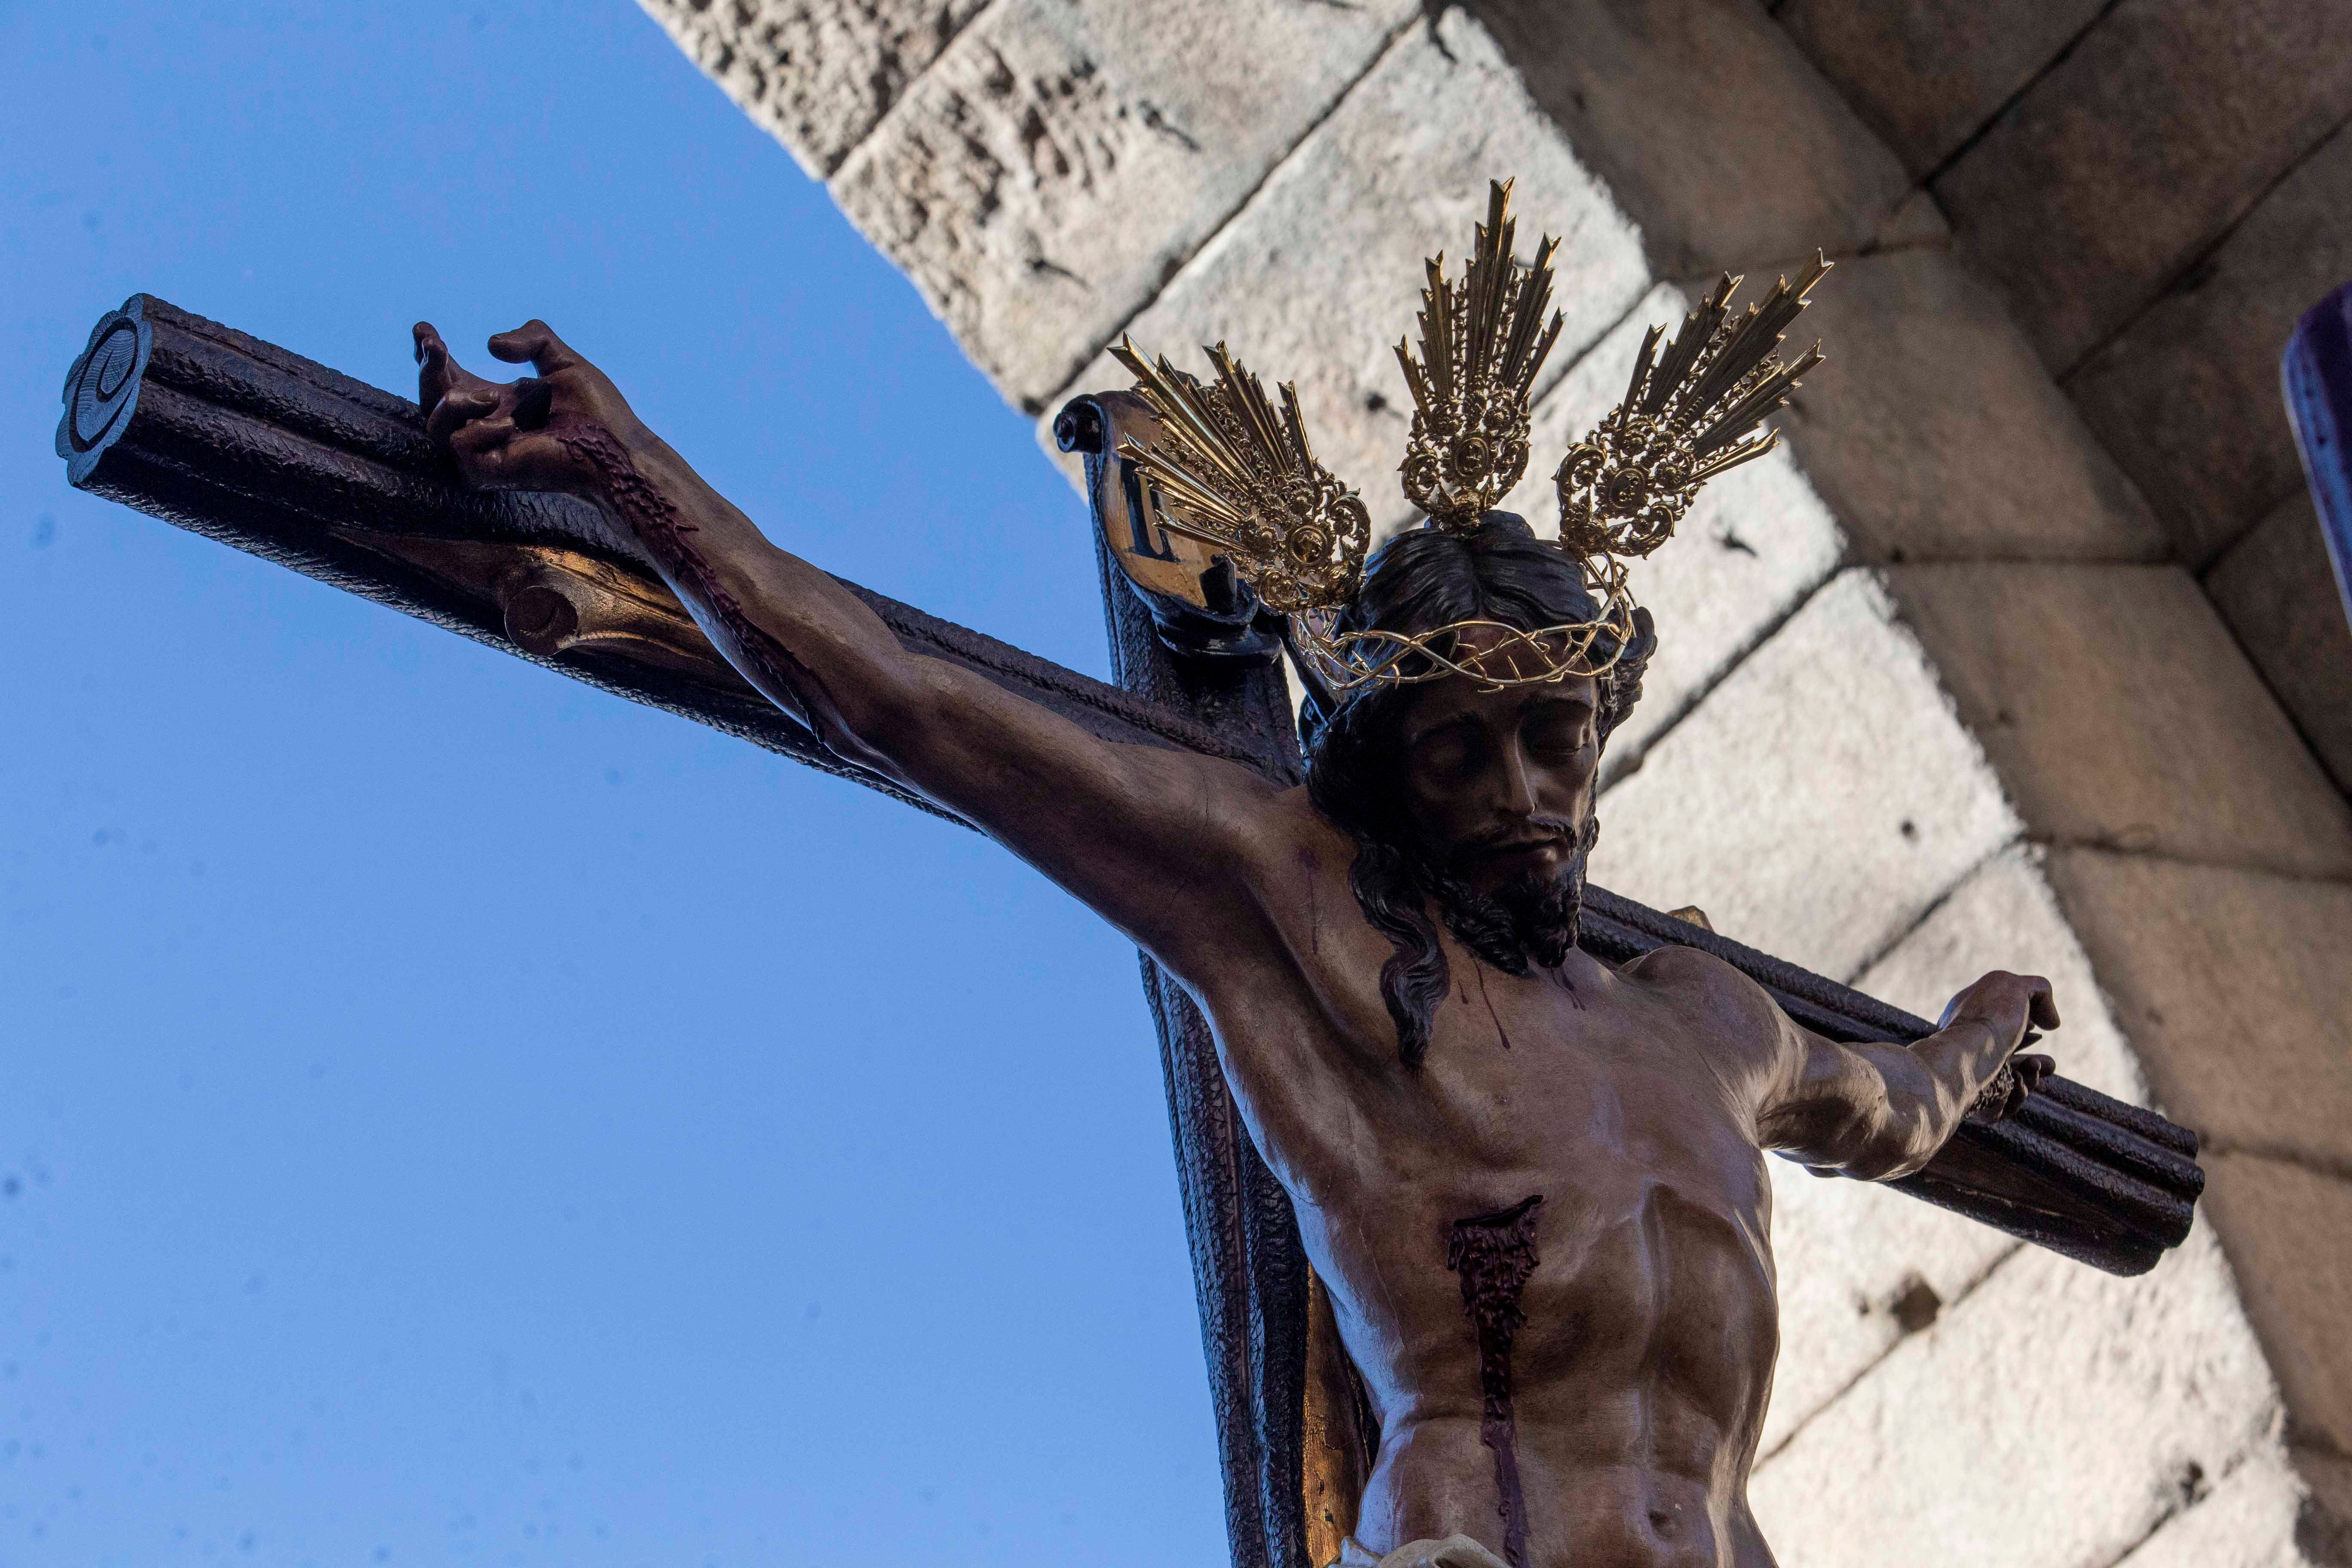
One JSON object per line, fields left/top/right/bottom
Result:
{"left": 1257, "top": 955, "right": 1775, "bottom": 1260}
{"left": 1262, "top": 961, "right": 1783, "bottom": 1434}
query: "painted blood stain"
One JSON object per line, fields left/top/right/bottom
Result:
{"left": 1298, "top": 847, "right": 1320, "bottom": 954}
{"left": 1447, "top": 1194, "right": 1544, "bottom": 1568}
{"left": 1470, "top": 962, "right": 1514, "bottom": 1051}
{"left": 557, "top": 421, "right": 840, "bottom": 743}
{"left": 1547, "top": 957, "right": 1585, "bottom": 1011}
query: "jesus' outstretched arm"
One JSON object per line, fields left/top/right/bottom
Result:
{"left": 1756, "top": 968, "right": 2062, "bottom": 1179}
{"left": 413, "top": 319, "right": 1284, "bottom": 976}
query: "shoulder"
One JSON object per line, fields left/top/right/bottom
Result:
{"left": 1616, "top": 940, "right": 1748, "bottom": 995}
{"left": 1109, "top": 747, "right": 1303, "bottom": 876}
{"left": 1165, "top": 789, "right": 1397, "bottom": 1067}
{"left": 1614, "top": 942, "right": 1789, "bottom": 1044}
{"left": 1222, "top": 784, "right": 1359, "bottom": 879}
{"left": 1612, "top": 942, "right": 1803, "bottom": 1115}
{"left": 1206, "top": 789, "right": 1399, "bottom": 986}
{"left": 1143, "top": 784, "right": 1360, "bottom": 966}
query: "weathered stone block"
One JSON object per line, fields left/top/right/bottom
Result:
{"left": 1853, "top": 847, "right": 2146, "bottom": 1105}
{"left": 832, "top": 0, "right": 1420, "bottom": 410}
{"left": 1772, "top": 246, "right": 2167, "bottom": 564}
{"left": 2043, "top": 848, "right": 2352, "bottom": 1170}
{"left": 1762, "top": 1160, "right": 2018, "bottom": 1459}
{"left": 2067, "top": 120, "right": 2352, "bottom": 568}
{"left": 2202, "top": 1155, "right": 2352, "bottom": 1471}
{"left": 1775, "top": 0, "right": 2107, "bottom": 178}
{"left": 1866, "top": 187, "right": 1951, "bottom": 253}
{"left": 1038, "top": 10, "right": 1649, "bottom": 530}
{"left": 1760, "top": 848, "right": 2152, "bottom": 1457}
{"left": 2298, "top": 1451, "right": 2352, "bottom": 1567}
{"left": 1472, "top": 0, "right": 1910, "bottom": 276}
{"left": 1887, "top": 564, "right": 2352, "bottom": 878}
{"left": 2206, "top": 491, "right": 2352, "bottom": 798}
{"left": 2107, "top": 1445, "right": 2316, "bottom": 1568}
{"left": 634, "top": 0, "right": 988, "bottom": 178}
{"left": 1591, "top": 569, "right": 2021, "bottom": 981}
{"left": 1751, "top": 1228, "right": 2280, "bottom": 1568}
{"left": 1934, "top": 0, "right": 2352, "bottom": 371}
{"left": 1506, "top": 283, "right": 1844, "bottom": 769}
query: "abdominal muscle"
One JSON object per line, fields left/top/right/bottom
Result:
{"left": 1337, "top": 1179, "right": 1781, "bottom": 1568}
{"left": 1362, "top": 1423, "right": 1750, "bottom": 1568}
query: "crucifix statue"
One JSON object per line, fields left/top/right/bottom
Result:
{"left": 55, "top": 181, "right": 2202, "bottom": 1568}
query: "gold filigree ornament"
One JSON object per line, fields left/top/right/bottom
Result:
{"left": 1556, "top": 255, "right": 1830, "bottom": 562}
{"left": 1395, "top": 180, "right": 1566, "bottom": 526}
{"left": 1112, "top": 179, "right": 1829, "bottom": 703}
{"left": 1108, "top": 337, "right": 1372, "bottom": 617}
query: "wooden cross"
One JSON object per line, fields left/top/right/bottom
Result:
{"left": 58, "top": 294, "right": 2205, "bottom": 1568}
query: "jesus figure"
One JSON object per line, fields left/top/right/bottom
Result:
{"left": 407, "top": 186, "right": 2056, "bottom": 1568}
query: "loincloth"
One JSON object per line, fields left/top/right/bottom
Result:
{"left": 1333, "top": 1534, "right": 1513, "bottom": 1568}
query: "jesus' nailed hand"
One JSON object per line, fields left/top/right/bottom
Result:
{"left": 415, "top": 319, "right": 2061, "bottom": 1568}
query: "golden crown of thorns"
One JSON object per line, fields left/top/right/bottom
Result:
{"left": 1109, "top": 179, "right": 1830, "bottom": 699}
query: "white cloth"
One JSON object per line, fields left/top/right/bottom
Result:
{"left": 1333, "top": 1533, "right": 1512, "bottom": 1568}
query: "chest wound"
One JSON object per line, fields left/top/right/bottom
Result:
{"left": 1447, "top": 1194, "right": 1545, "bottom": 1568}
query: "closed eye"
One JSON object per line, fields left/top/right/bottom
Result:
{"left": 1522, "top": 700, "right": 1593, "bottom": 760}
{"left": 1410, "top": 723, "right": 1485, "bottom": 783}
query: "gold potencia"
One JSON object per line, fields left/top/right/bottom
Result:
{"left": 1111, "top": 179, "right": 1829, "bottom": 698}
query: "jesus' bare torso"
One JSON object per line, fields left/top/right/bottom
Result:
{"left": 1198, "top": 794, "right": 1794, "bottom": 1566}
{"left": 413, "top": 321, "right": 2053, "bottom": 1568}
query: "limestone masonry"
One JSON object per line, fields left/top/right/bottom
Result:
{"left": 635, "top": 0, "right": 2352, "bottom": 1560}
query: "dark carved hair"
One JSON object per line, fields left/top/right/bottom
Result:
{"left": 1303, "top": 513, "right": 1657, "bottom": 1069}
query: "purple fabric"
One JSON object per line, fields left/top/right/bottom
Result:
{"left": 2281, "top": 281, "right": 2352, "bottom": 636}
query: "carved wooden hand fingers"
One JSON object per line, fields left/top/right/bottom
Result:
{"left": 2027, "top": 978, "right": 2062, "bottom": 1032}
{"left": 2003, "top": 1052, "right": 2057, "bottom": 1118}
{"left": 413, "top": 322, "right": 502, "bottom": 440}
{"left": 1938, "top": 969, "right": 2059, "bottom": 1047}
{"left": 1939, "top": 972, "right": 2065, "bottom": 1126}
{"left": 486, "top": 318, "right": 585, "bottom": 377}
{"left": 410, "top": 320, "right": 634, "bottom": 498}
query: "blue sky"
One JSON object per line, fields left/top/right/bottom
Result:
{"left": 1, "top": 4, "right": 1226, "bottom": 1564}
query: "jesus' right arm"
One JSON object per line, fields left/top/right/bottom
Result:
{"left": 415, "top": 318, "right": 1292, "bottom": 981}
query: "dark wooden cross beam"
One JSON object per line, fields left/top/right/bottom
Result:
{"left": 58, "top": 295, "right": 2205, "bottom": 1568}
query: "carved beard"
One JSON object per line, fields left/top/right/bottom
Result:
{"left": 1424, "top": 815, "right": 1599, "bottom": 975}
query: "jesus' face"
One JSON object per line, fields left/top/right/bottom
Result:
{"left": 1398, "top": 666, "right": 1602, "bottom": 908}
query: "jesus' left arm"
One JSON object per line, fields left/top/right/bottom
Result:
{"left": 1754, "top": 969, "right": 2061, "bottom": 1180}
